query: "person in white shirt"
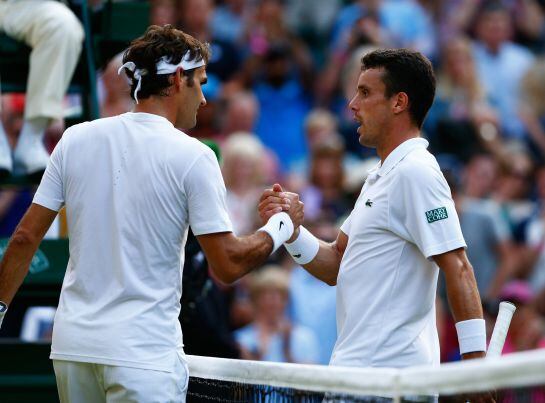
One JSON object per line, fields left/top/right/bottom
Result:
{"left": 260, "top": 49, "right": 490, "bottom": 381}
{"left": 0, "top": 25, "right": 302, "bottom": 403}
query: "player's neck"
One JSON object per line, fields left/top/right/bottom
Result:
{"left": 133, "top": 97, "right": 177, "bottom": 125}
{"left": 376, "top": 123, "right": 420, "bottom": 163}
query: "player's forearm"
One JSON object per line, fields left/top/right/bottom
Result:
{"left": 302, "top": 241, "right": 341, "bottom": 286}
{"left": 0, "top": 229, "right": 41, "bottom": 305}
{"left": 218, "top": 232, "right": 274, "bottom": 283}
{"left": 444, "top": 258, "right": 483, "bottom": 322}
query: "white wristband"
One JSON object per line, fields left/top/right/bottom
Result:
{"left": 455, "top": 318, "right": 486, "bottom": 355}
{"left": 284, "top": 226, "right": 319, "bottom": 265}
{"left": 257, "top": 212, "right": 294, "bottom": 254}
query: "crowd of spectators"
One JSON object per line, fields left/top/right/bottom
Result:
{"left": 2, "top": 0, "right": 545, "bottom": 366}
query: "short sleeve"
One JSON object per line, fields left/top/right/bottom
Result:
{"left": 184, "top": 149, "right": 233, "bottom": 235}
{"left": 390, "top": 164, "right": 466, "bottom": 258}
{"left": 33, "top": 137, "right": 65, "bottom": 211}
{"left": 340, "top": 213, "right": 352, "bottom": 236}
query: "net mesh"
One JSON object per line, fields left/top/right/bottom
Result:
{"left": 185, "top": 350, "right": 545, "bottom": 402}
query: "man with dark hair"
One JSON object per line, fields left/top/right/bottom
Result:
{"left": 260, "top": 49, "right": 488, "bottom": 376}
{"left": 0, "top": 25, "right": 302, "bottom": 402}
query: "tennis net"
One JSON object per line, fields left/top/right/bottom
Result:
{"left": 186, "top": 349, "right": 545, "bottom": 402}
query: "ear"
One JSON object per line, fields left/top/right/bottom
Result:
{"left": 173, "top": 67, "right": 185, "bottom": 91}
{"left": 392, "top": 92, "right": 409, "bottom": 115}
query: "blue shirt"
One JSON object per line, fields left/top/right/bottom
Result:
{"left": 254, "top": 78, "right": 311, "bottom": 172}
{"left": 235, "top": 322, "right": 320, "bottom": 364}
{"left": 473, "top": 41, "right": 534, "bottom": 139}
{"left": 289, "top": 266, "right": 337, "bottom": 365}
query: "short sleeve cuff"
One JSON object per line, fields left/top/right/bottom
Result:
{"left": 33, "top": 193, "right": 63, "bottom": 212}
{"left": 191, "top": 220, "right": 233, "bottom": 236}
{"left": 424, "top": 238, "right": 467, "bottom": 259}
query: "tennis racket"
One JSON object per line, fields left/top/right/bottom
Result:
{"left": 486, "top": 301, "right": 516, "bottom": 358}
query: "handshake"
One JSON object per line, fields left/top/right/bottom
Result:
{"left": 258, "top": 183, "right": 304, "bottom": 244}
{"left": 257, "top": 183, "right": 320, "bottom": 265}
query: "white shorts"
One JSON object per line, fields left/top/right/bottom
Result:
{"left": 52, "top": 357, "right": 188, "bottom": 403}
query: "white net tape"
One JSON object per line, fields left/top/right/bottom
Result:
{"left": 187, "top": 349, "right": 545, "bottom": 398}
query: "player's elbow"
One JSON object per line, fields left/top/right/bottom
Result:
{"left": 209, "top": 262, "right": 242, "bottom": 284}
{"left": 11, "top": 227, "right": 40, "bottom": 248}
{"left": 325, "top": 276, "right": 337, "bottom": 286}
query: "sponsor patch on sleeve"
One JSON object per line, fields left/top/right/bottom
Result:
{"left": 425, "top": 207, "right": 448, "bottom": 223}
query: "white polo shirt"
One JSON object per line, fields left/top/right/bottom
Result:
{"left": 330, "top": 138, "right": 465, "bottom": 369}
{"left": 33, "top": 112, "right": 233, "bottom": 372}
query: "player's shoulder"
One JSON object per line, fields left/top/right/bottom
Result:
{"left": 62, "top": 116, "right": 120, "bottom": 138}
{"left": 395, "top": 147, "right": 443, "bottom": 186}
{"left": 172, "top": 132, "right": 216, "bottom": 161}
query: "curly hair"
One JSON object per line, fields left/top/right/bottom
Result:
{"left": 122, "top": 25, "right": 211, "bottom": 101}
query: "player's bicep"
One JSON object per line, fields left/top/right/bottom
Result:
{"left": 185, "top": 151, "right": 233, "bottom": 235}
{"left": 33, "top": 138, "right": 65, "bottom": 211}
{"left": 195, "top": 231, "right": 236, "bottom": 279}
{"left": 334, "top": 230, "right": 349, "bottom": 258}
{"left": 16, "top": 204, "right": 58, "bottom": 243}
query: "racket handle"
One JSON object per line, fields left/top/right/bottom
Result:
{"left": 487, "top": 301, "right": 516, "bottom": 358}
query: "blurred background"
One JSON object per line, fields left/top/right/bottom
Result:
{"left": 1, "top": 0, "right": 545, "bottom": 376}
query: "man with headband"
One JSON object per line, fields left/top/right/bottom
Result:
{"left": 0, "top": 25, "right": 302, "bottom": 402}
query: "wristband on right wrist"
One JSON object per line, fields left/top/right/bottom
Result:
{"left": 455, "top": 318, "right": 486, "bottom": 355}
{"left": 257, "top": 212, "right": 294, "bottom": 254}
{"left": 284, "top": 226, "right": 320, "bottom": 265}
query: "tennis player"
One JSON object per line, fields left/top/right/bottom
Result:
{"left": 260, "top": 49, "right": 490, "bottom": 375}
{"left": 0, "top": 25, "right": 302, "bottom": 402}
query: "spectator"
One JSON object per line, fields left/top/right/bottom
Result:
{"left": 299, "top": 137, "right": 351, "bottom": 222}
{"left": 98, "top": 54, "right": 132, "bottom": 118}
{"left": 425, "top": 36, "right": 499, "bottom": 162}
{"left": 521, "top": 166, "right": 545, "bottom": 293}
{"left": 0, "top": 0, "right": 84, "bottom": 176}
{"left": 222, "top": 132, "right": 267, "bottom": 236}
{"left": 520, "top": 58, "right": 545, "bottom": 164}
{"left": 210, "top": 0, "right": 251, "bottom": 48}
{"left": 179, "top": 0, "right": 242, "bottom": 83}
{"left": 288, "top": 219, "right": 338, "bottom": 365}
{"left": 499, "top": 281, "right": 545, "bottom": 353}
{"left": 331, "top": 0, "right": 436, "bottom": 59}
{"left": 219, "top": 91, "right": 259, "bottom": 140}
{"left": 250, "top": 42, "right": 313, "bottom": 173}
{"left": 446, "top": 170, "right": 516, "bottom": 299}
{"left": 235, "top": 266, "right": 320, "bottom": 364}
{"left": 472, "top": 1, "right": 534, "bottom": 140}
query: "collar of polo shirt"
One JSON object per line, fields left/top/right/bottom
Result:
{"left": 377, "top": 137, "right": 429, "bottom": 177}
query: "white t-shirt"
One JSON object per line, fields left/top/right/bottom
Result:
{"left": 330, "top": 138, "right": 466, "bottom": 369}
{"left": 33, "top": 112, "right": 233, "bottom": 372}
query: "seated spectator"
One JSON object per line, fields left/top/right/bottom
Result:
{"left": 99, "top": 54, "right": 132, "bottom": 118}
{"left": 247, "top": 40, "right": 313, "bottom": 173}
{"left": 222, "top": 133, "right": 267, "bottom": 236}
{"left": 445, "top": 170, "right": 516, "bottom": 300}
{"left": 0, "top": 0, "right": 84, "bottom": 176}
{"left": 299, "top": 137, "right": 351, "bottom": 222}
{"left": 425, "top": 36, "right": 499, "bottom": 162}
{"left": 472, "top": 1, "right": 534, "bottom": 140}
{"left": 499, "top": 281, "right": 545, "bottom": 353}
{"left": 288, "top": 219, "right": 338, "bottom": 365}
{"left": 331, "top": 0, "right": 436, "bottom": 59}
{"left": 520, "top": 58, "right": 545, "bottom": 164}
{"left": 235, "top": 266, "right": 320, "bottom": 364}
{"left": 219, "top": 91, "right": 259, "bottom": 142}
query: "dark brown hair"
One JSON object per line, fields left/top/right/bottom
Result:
{"left": 122, "top": 25, "right": 210, "bottom": 101}
{"left": 361, "top": 48, "right": 436, "bottom": 128}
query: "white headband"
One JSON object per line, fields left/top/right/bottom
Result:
{"left": 117, "top": 51, "right": 206, "bottom": 104}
